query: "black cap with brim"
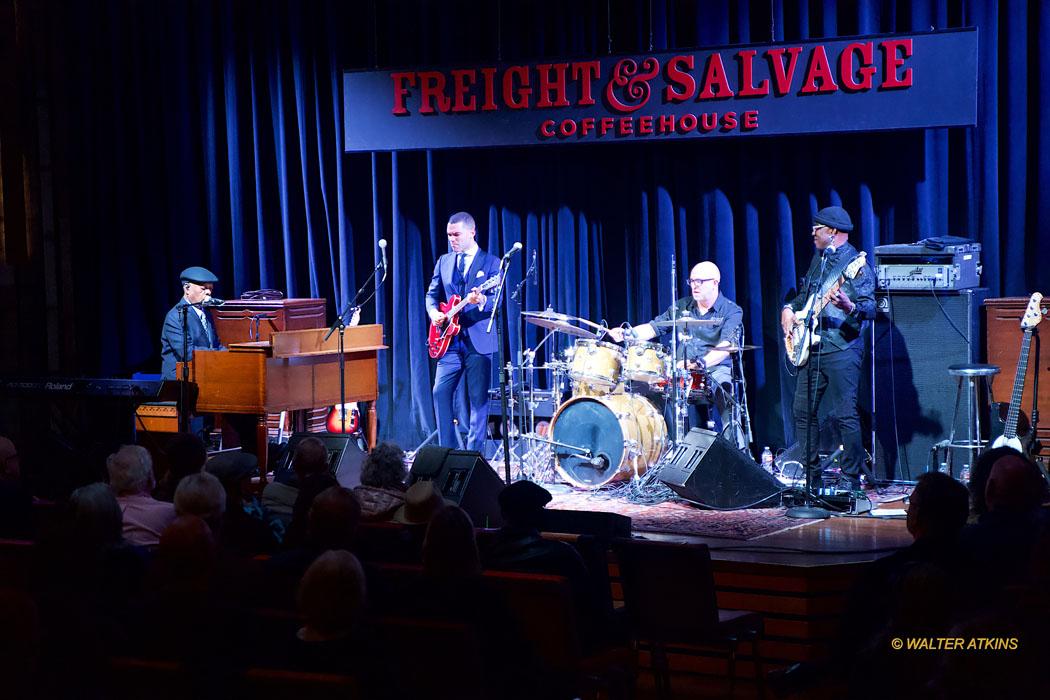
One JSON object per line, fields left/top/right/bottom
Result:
{"left": 180, "top": 266, "right": 218, "bottom": 284}
{"left": 813, "top": 206, "right": 853, "bottom": 233}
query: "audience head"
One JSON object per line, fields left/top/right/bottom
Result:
{"left": 0, "top": 436, "right": 19, "bottom": 481}
{"left": 498, "top": 480, "right": 552, "bottom": 529}
{"left": 393, "top": 480, "right": 452, "bottom": 526}
{"left": 422, "top": 505, "right": 480, "bottom": 580}
{"left": 969, "top": 445, "right": 1022, "bottom": 517}
{"left": 163, "top": 433, "right": 207, "bottom": 482}
{"left": 985, "top": 453, "right": 1049, "bottom": 513}
{"left": 106, "top": 444, "right": 155, "bottom": 496}
{"left": 292, "top": 437, "right": 330, "bottom": 479}
{"left": 205, "top": 451, "right": 258, "bottom": 502}
{"left": 360, "top": 441, "right": 407, "bottom": 489}
{"left": 69, "top": 482, "right": 124, "bottom": 546}
{"left": 906, "top": 471, "right": 969, "bottom": 541}
{"left": 154, "top": 516, "right": 217, "bottom": 592}
{"left": 307, "top": 486, "right": 362, "bottom": 549}
{"left": 174, "top": 472, "right": 227, "bottom": 532}
{"left": 297, "top": 550, "right": 367, "bottom": 641}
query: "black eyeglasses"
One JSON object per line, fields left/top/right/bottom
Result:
{"left": 687, "top": 278, "right": 715, "bottom": 285}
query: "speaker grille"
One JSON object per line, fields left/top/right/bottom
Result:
{"left": 873, "top": 289, "right": 987, "bottom": 480}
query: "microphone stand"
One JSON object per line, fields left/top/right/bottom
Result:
{"left": 487, "top": 256, "right": 514, "bottom": 483}
{"left": 787, "top": 250, "right": 832, "bottom": 520}
{"left": 325, "top": 257, "right": 386, "bottom": 435}
{"left": 178, "top": 304, "right": 191, "bottom": 433}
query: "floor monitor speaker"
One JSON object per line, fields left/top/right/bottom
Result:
{"left": 409, "top": 446, "right": 505, "bottom": 527}
{"left": 659, "top": 429, "right": 782, "bottom": 509}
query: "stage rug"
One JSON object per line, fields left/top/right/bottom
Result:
{"left": 545, "top": 485, "right": 911, "bottom": 541}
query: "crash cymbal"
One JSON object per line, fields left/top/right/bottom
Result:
{"left": 523, "top": 314, "right": 598, "bottom": 339}
{"left": 522, "top": 309, "right": 603, "bottom": 329}
{"left": 650, "top": 316, "right": 724, "bottom": 328}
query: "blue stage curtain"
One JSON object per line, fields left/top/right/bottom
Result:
{"left": 30, "top": 0, "right": 1050, "bottom": 450}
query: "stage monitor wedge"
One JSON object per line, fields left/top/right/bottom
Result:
{"left": 409, "top": 446, "right": 505, "bottom": 528}
{"left": 659, "top": 429, "right": 782, "bottom": 509}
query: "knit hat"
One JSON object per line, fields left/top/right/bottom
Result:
{"left": 813, "top": 206, "right": 853, "bottom": 232}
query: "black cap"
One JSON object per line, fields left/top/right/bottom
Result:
{"left": 813, "top": 206, "right": 853, "bottom": 232}
{"left": 180, "top": 266, "right": 218, "bottom": 284}
{"left": 205, "top": 451, "right": 257, "bottom": 484}
{"left": 498, "top": 480, "right": 552, "bottom": 518}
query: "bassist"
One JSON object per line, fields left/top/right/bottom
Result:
{"left": 780, "top": 206, "right": 875, "bottom": 490}
{"left": 426, "top": 211, "right": 502, "bottom": 453}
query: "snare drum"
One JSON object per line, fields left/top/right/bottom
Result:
{"left": 568, "top": 339, "right": 623, "bottom": 388}
{"left": 652, "top": 369, "right": 712, "bottom": 401}
{"left": 550, "top": 394, "right": 668, "bottom": 489}
{"left": 623, "top": 341, "right": 669, "bottom": 382}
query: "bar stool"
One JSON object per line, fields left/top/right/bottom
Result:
{"left": 946, "top": 363, "right": 1000, "bottom": 478}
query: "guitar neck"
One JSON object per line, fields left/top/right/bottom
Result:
{"left": 1004, "top": 328, "right": 1034, "bottom": 438}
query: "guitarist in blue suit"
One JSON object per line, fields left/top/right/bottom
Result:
{"left": 780, "top": 206, "right": 875, "bottom": 491}
{"left": 426, "top": 212, "right": 502, "bottom": 453}
{"left": 160, "top": 266, "right": 227, "bottom": 380}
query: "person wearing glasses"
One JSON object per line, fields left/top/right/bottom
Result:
{"left": 607, "top": 261, "right": 743, "bottom": 434}
{"left": 780, "top": 206, "right": 875, "bottom": 491}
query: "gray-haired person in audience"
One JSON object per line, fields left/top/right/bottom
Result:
{"left": 174, "top": 471, "right": 227, "bottom": 535}
{"left": 107, "top": 444, "right": 175, "bottom": 547}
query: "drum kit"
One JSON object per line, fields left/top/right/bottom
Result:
{"left": 495, "top": 308, "right": 758, "bottom": 492}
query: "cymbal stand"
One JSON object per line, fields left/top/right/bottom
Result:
{"left": 668, "top": 254, "right": 686, "bottom": 445}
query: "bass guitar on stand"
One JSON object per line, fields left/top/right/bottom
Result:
{"left": 784, "top": 252, "right": 868, "bottom": 368}
{"left": 989, "top": 292, "right": 1045, "bottom": 453}
{"left": 427, "top": 274, "right": 501, "bottom": 359}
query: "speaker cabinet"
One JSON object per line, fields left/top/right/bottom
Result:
{"left": 276, "top": 432, "right": 367, "bottom": 489}
{"left": 873, "top": 289, "right": 987, "bottom": 481}
{"left": 409, "top": 447, "right": 505, "bottom": 527}
{"left": 659, "top": 429, "right": 781, "bottom": 509}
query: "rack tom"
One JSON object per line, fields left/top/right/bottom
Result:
{"left": 567, "top": 339, "right": 623, "bottom": 388}
{"left": 623, "top": 341, "right": 669, "bottom": 382}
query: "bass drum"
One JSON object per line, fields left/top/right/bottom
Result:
{"left": 550, "top": 394, "right": 668, "bottom": 489}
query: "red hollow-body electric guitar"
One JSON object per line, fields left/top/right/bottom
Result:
{"left": 427, "top": 274, "right": 501, "bottom": 359}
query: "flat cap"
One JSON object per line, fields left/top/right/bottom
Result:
{"left": 180, "top": 266, "right": 218, "bottom": 284}
{"left": 813, "top": 206, "right": 853, "bottom": 232}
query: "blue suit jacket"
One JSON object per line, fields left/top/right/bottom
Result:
{"left": 160, "top": 298, "right": 225, "bottom": 379}
{"left": 425, "top": 250, "right": 502, "bottom": 356}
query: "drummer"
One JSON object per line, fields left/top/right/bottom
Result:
{"left": 606, "top": 261, "right": 743, "bottom": 433}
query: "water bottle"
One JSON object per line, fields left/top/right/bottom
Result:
{"left": 761, "top": 446, "right": 774, "bottom": 475}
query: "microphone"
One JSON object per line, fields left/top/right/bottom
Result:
{"left": 588, "top": 453, "right": 610, "bottom": 469}
{"left": 530, "top": 249, "right": 538, "bottom": 284}
{"left": 378, "top": 238, "right": 388, "bottom": 269}
{"left": 823, "top": 244, "right": 837, "bottom": 256}
{"left": 199, "top": 297, "right": 226, "bottom": 307}
{"left": 502, "top": 242, "right": 523, "bottom": 262}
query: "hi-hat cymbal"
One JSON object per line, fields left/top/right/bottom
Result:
{"left": 724, "top": 344, "right": 761, "bottom": 353}
{"left": 650, "top": 317, "right": 724, "bottom": 328}
{"left": 525, "top": 312, "right": 600, "bottom": 340}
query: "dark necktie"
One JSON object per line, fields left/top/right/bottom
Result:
{"left": 456, "top": 253, "right": 467, "bottom": 293}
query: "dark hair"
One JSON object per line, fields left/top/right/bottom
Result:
{"left": 293, "top": 436, "right": 330, "bottom": 477}
{"left": 422, "top": 505, "right": 480, "bottom": 580}
{"left": 307, "top": 486, "right": 362, "bottom": 549}
{"left": 447, "top": 211, "right": 476, "bottom": 230}
{"left": 360, "top": 441, "right": 407, "bottom": 489}
{"left": 908, "top": 471, "right": 969, "bottom": 538}
{"left": 164, "top": 433, "right": 207, "bottom": 480}
{"left": 969, "top": 446, "right": 1022, "bottom": 517}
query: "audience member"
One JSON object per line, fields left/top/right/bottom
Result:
{"left": 0, "top": 435, "right": 34, "bottom": 539}
{"left": 205, "top": 451, "right": 279, "bottom": 556}
{"left": 263, "top": 437, "right": 337, "bottom": 548}
{"left": 354, "top": 441, "right": 408, "bottom": 521}
{"left": 353, "top": 479, "right": 452, "bottom": 565}
{"left": 967, "top": 445, "right": 1022, "bottom": 519}
{"left": 107, "top": 444, "right": 175, "bottom": 547}
{"left": 173, "top": 471, "right": 227, "bottom": 534}
{"left": 265, "top": 486, "right": 363, "bottom": 608}
{"left": 151, "top": 432, "right": 207, "bottom": 503}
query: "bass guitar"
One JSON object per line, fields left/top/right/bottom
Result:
{"left": 989, "top": 292, "right": 1044, "bottom": 452}
{"left": 427, "top": 274, "right": 502, "bottom": 359}
{"left": 784, "top": 252, "right": 868, "bottom": 368}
